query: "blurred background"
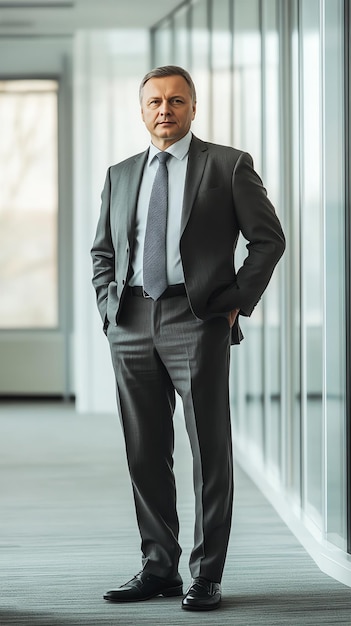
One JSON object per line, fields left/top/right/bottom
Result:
{"left": 0, "top": 0, "right": 350, "bottom": 590}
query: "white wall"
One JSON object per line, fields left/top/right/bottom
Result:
{"left": 73, "top": 30, "right": 150, "bottom": 413}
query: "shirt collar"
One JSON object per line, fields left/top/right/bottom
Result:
{"left": 148, "top": 131, "right": 192, "bottom": 165}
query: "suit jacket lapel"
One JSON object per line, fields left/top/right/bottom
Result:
{"left": 122, "top": 137, "right": 207, "bottom": 241}
{"left": 181, "top": 135, "right": 208, "bottom": 236}
{"left": 126, "top": 150, "right": 148, "bottom": 242}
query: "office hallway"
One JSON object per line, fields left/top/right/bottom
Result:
{"left": 0, "top": 401, "right": 350, "bottom": 626}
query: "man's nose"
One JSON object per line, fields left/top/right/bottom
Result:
{"left": 160, "top": 100, "right": 171, "bottom": 116}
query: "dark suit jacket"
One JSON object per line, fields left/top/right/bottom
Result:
{"left": 91, "top": 134, "right": 285, "bottom": 344}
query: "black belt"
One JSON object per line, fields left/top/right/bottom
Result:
{"left": 127, "top": 285, "right": 186, "bottom": 299}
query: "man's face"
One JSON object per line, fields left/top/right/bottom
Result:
{"left": 141, "top": 75, "right": 196, "bottom": 150}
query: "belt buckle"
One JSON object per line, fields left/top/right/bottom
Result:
{"left": 142, "top": 288, "right": 152, "bottom": 299}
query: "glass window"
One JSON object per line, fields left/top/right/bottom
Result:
{"left": 152, "top": 19, "right": 173, "bottom": 66}
{"left": 324, "top": 0, "right": 346, "bottom": 549}
{"left": 0, "top": 79, "right": 58, "bottom": 329}
{"left": 290, "top": 5, "right": 302, "bottom": 504}
{"left": 190, "top": 0, "right": 210, "bottom": 138}
{"left": 232, "top": 0, "right": 264, "bottom": 460}
{"left": 300, "top": 0, "right": 324, "bottom": 527}
{"left": 174, "top": 5, "right": 190, "bottom": 68}
{"left": 151, "top": 0, "right": 348, "bottom": 562}
{"left": 233, "top": 0, "right": 262, "bottom": 167}
{"left": 262, "top": 0, "right": 282, "bottom": 481}
{"left": 211, "top": 0, "right": 232, "bottom": 144}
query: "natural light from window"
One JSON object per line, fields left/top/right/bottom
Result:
{"left": 0, "top": 79, "right": 58, "bottom": 328}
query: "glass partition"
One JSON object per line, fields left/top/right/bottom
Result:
{"left": 300, "top": 0, "right": 324, "bottom": 528}
{"left": 290, "top": 3, "right": 302, "bottom": 504}
{"left": 151, "top": 0, "right": 349, "bottom": 563}
{"left": 189, "top": 0, "right": 210, "bottom": 138}
{"left": 262, "top": 0, "right": 283, "bottom": 482}
{"left": 152, "top": 19, "right": 173, "bottom": 66}
{"left": 174, "top": 5, "right": 190, "bottom": 68}
{"left": 232, "top": 0, "right": 264, "bottom": 462}
{"left": 211, "top": 0, "right": 232, "bottom": 144}
{"left": 324, "top": 0, "right": 346, "bottom": 548}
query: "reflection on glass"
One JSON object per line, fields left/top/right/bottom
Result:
{"left": 0, "top": 80, "right": 58, "bottom": 328}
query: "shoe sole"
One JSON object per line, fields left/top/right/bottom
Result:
{"left": 103, "top": 585, "right": 183, "bottom": 602}
{"left": 181, "top": 600, "right": 221, "bottom": 611}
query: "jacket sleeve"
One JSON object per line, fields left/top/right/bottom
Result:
{"left": 232, "top": 152, "right": 285, "bottom": 316}
{"left": 91, "top": 168, "right": 115, "bottom": 332}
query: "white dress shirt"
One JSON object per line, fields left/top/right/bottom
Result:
{"left": 129, "top": 130, "right": 192, "bottom": 287}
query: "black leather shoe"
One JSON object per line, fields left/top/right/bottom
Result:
{"left": 181, "top": 577, "right": 221, "bottom": 611}
{"left": 103, "top": 570, "right": 183, "bottom": 602}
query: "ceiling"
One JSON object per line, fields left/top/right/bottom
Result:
{"left": 0, "top": 0, "right": 182, "bottom": 36}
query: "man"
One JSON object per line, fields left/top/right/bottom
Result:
{"left": 91, "top": 65, "right": 285, "bottom": 611}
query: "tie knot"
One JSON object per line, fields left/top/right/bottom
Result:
{"left": 156, "top": 151, "right": 171, "bottom": 165}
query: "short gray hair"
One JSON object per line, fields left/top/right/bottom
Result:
{"left": 139, "top": 65, "right": 197, "bottom": 103}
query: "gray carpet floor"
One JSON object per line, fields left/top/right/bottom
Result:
{"left": 0, "top": 400, "right": 350, "bottom": 625}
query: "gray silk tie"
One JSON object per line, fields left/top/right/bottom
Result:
{"left": 143, "top": 151, "right": 171, "bottom": 300}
